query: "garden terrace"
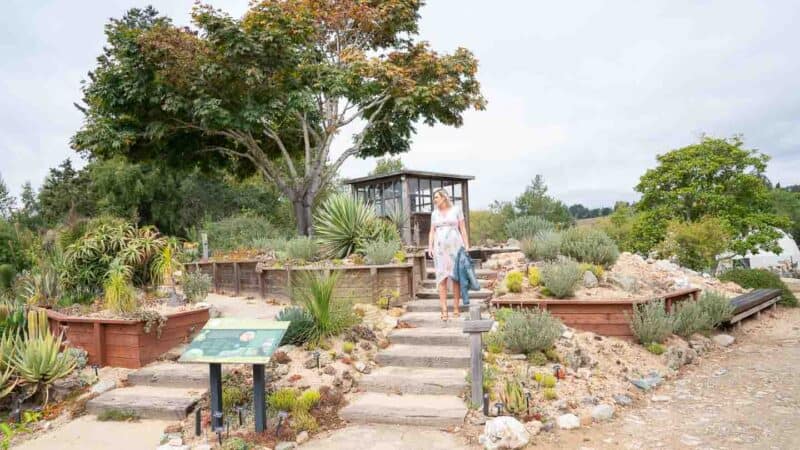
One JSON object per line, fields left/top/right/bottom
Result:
{"left": 345, "top": 170, "right": 474, "bottom": 247}
{"left": 185, "top": 254, "right": 427, "bottom": 305}
{"left": 491, "top": 287, "right": 700, "bottom": 338}
{"left": 45, "top": 307, "right": 209, "bottom": 368}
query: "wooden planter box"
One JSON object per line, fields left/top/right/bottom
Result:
{"left": 491, "top": 288, "right": 700, "bottom": 338}
{"left": 187, "top": 255, "right": 426, "bottom": 306}
{"left": 46, "top": 307, "right": 210, "bottom": 369}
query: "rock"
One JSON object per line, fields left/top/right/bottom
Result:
{"left": 608, "top": 274, "right": 640, "bottom": 293}
{"left": 613, "top": 394, "right": 633, "bottom": 406}
{"left": 278, "top": 345, "right": 298, "bottom": 354}
{"left": 564, "top": 343, "right": 594, "bottom": 368}
{"left": 630, "top": 372, "right": 662, "bottom": 390}
{"left": 90, "top": 379, "right": 117, "bottom": 395}
{"left": 557, "top": 414, "right": 580, "bottom": 430}
{"left": 322, "top": 366, "right": 337, "bottom": 376}
{"left": 666, "top": 342, "right": 698, "bottom": 370}
{"left": 191, "top": 445, "right": 212, "bottom": 450}
{"left": 555, "top": 400, "right": 569, "bottom": 411}
{"left": 509, "top": 354, "right": 527, "bottom": 360}
{"left": 561, "top": 329, "right": 574, "bottom": 340}
{"left": 478, "top": 416, "right": 531, "bottom": 450}
{"left": 354, "top": 362, "right": 371, "bottom": 374}
{"left": 275, "top": 442, "right": 296, "bottom": 450}
{"left": 581, "top": 395, "right": 599, "bottom": 406}
{"left": 582, "top": 271, "right": 599, "bottom": 288}
{"left": 579, "top": 412, "right": 593, "bottom": 426}
{"left": 712, "top": 334, "right": 735, "bottom": 347}
{"left": 542, "top": 421, "right": 555, "bottom": 432}
{"left": 304, "top": 351, "right": 332, "bottom": 369}
{"left": 652, "top": 395, "right": 672, "bottom": 402}
{"left": 295, "top": 431, "right": 309, "bottom": 444}
{"left": 506, "top": 238, "right": 521, "bottom": 249}
{"left": 688, "top": 334, "right": 713, "bottom": 354}
{"left": 51, "top": 375, "right": 82, "bottom": 402}
{"left": 359, "top": 341, "right": 372, "bottom": 351}
{"left": 591, "top": 404, "right": 614, "bottom": 422}
{"left": 524, "top": 420, "right": 542, "bottom": 436}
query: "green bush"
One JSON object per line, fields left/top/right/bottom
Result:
{"left": 672, "top": 300, "right": 712, "bottom": 337}
{"left": 527, "top": 266, "right": 540, "bottom": 286}
{"left": 655, "top": 217, "right": 732, "bottom": 272}
{"left": 527, "top": 351, "right": 547, "bottom": 366}
{"left": 469, "top": 210, "right": 510, "bottom": 244}
{"left": 222, "top": 385, "right": 248, "bottom": 413}
{"left": 203, "top": 214, "right": 280, "bottom": 253}
{"left": 718, "top": 268, "right": 798, "bottom": 307}
{"left": 103, "top": 262, "right": 137, "bottom": 314}
{"left": 505, "top": 271, "right": 524, "bottom": 293}
{"left": 363, "top": 240, "right": 401, "bottom": 265}
{"left": 505, "top": 216, "right": 554, "bottom": 240}
{"left": 697, "top": 291, "right": 735, "bottom": 328}
{"left": 540, "top": 373, "right": 557, "bottom": 388}
{"left": 267, "top": 388, "right": 297, "bottom": 412}
{"left": 0, "top": 264, "right": 15, "bottom": 291}
{"left": 276, "top": 307, "right": 315, "bottom": 345}
{"left": 521, "top": 231, "right": 562, "bottom": 262}
{"left": 493, "top": 308, "right": 515, "bottom": 324}
{"left": 291, "top": 411, "right": 319, "bottom": 432}
{"left": 540, "top": 258, "right": 583, "bottom": 298}
{"left": 645, "top": 342, "right": 666, "bottom": 355}
{"left": 250, "top": 237, "right": 288, "bottom": 254}
{"left": 543, "top": 387, "right": 558, "bottom": 400}
{"left": 285, "top": 237, "right": 320, "bottom": 262}
{"left": 182, "top": 271, "right": 211, "bottom": 303}
{"left": 629, "top": 299, "right": 673, "bottom": 344}
{"left": 484, "top": 331, "right": 504, "bottom": 354}
{"left": 501, "top": 309, "right": 562, "bottom": 354}
{"left": 559, "top": 227, "right": 619, "bottom": 267}
{"left": 291, "top": 272, "right": 359, "bottom": 344}
{"left": 295, "top": 389, "right": 321, "bottom": 413}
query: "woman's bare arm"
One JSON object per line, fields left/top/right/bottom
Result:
{"left": 459, "top": 219, "right": 470, "bottom": 249}
{"left": 428, "top": 222, "right": 436, "bottom": 255}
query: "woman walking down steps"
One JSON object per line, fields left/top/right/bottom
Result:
{"left": 427, "top": 188, "right": 471, "bottom": 321}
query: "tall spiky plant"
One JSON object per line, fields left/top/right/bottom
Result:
{"left": 104, "top": 260, "right": 137, "bottom": 314}
{"left": 0, "top": 334, "right": 17, "bottom": 400}
{"left": 150, "top": 237, "right": 183, "bottom": 304}
{"left": 314, "top": 194, "right": 376, "bottom": 258}
{"left": 12, "top": 332, "right": 76, "bottom": 405}
{"left": 291, "top": 272, "right": 359, "bottom": 344}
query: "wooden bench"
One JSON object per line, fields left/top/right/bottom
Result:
{"left": 727, "top": 288, "right": 782, "bottom": 328}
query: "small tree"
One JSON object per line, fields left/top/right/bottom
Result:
{"left": 370, "top": 157, "right": 404, "bottom": 176}
{"left": 655, "top": 217, "right": 732, "bottom": 272}
{"left": 514, "top": 175, "right": 572, "bottom": 226}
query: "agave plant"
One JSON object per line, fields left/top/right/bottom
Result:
{"left": 12, "top": 332, "right": 77, "bottom": 405}
{"left": 0, "top": 333, "right": 18, "bottom": 400}
{"left": 314, "top": 194, "right": 376, "bottom": 258}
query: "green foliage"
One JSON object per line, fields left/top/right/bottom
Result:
{"left": 514, "top": 176, "right": 573, "bottom": 226}
{"left": 314, "top": 194, "right": 377, "bottom": 258}
{"left": 285, "top": 237, "right": 320, "bottom": 262}
{"left": 484, "top": 331, "right": 504, "bottom": 354}
{"left": 770, "top": 188, "right": 800, "bottom": 243}
{"left": 12, "top": 332, "right": 77, "bottom": 405}
{"left": 223, "top": 385, "right": 249, "bottom": 413}
{"left": 559, "top": 227, "right": 619, "bottom": 267}
{"left": 579, "top": 263, "right": 604, "bottom": 280}
{"left": 202, "top": 214, "right": 281, "bottom": 254}
{"left": 672, "top": 301, "right": 712, "bottom": 338}
{"left": 697, "top": 291, "right": 735, "bottom": 328}
{"left": 501, "top": 309, "right": 563, "bottom": 354}
{"left": 291, "top": 411, "right": 319, "bottom": 432}
{"left": 0, "top": 264, "right": 15, "bottom": 291}
{"left": 505, "top": 271, "right": 524, "bottom": 293}
{"left": 540, "top": 258, "right": 583, "bottom": 298}
{"left": 645, "top": 342, "right": 666, "bottom": 355}
{"left": 103, "top": 262, "right": 138, "bottom": 314}
{"left": 540, "top": 374, "right": 557, "bottom": 388}
{"left": 295, "top": 389, "right": 321, "bottom": 413}
{"left": 629, "top": 300, "right": 673, "bottom": 345}
{"left": 500, "top": 379, "right": 526, "bottom": 415}
{"left": 527, "top": 351, "right": 547, "bottom": 366}
{"left": 655, "top": 217, "right": 732, "bottom": 272}
{"left": 0, "top": 299, "right": 26, "bottom": 337}
{"left": 543, "top": 387, "right": 558, "bottom": 400}
{"left": 544, "top": 347, "right": 561, "bottom": 362}
{"left": 364, "top": 240, "right": 402, "bottom": 265}
{"left": 527, "top": 266, "right": 540, "bottom": 286}
{"left": 291, "top": 273, "right": 359, "bottom": 344}
{"left": 220, "top": 437, "right": 250, "bottom": 450}
{"left": 718, "top": 268, "right": 798, "bottom": 307}
{"left": 26, "top": 309, "right": 49, "bottom": 340}
{"left": 276, "top": 307, "right": 315, "bottom": 345}
{"left": 598, "top": 203, "right": 638, "bottom": 253}
{"left": 493, "top": 308, "right": 515, "bottom": 324}
{"left": 469, "top": 209, "right": 510, "bottom": 244}
{"left": 505, "top": 216, "right": 554, "bottom": 241}
{"left": 521, "top": 231, "right": 562, "bottom": 262}
{"left": 0, "top": 220, "right": 37, "bottom": 274}
{"left": 370, "top": 157, "right": 404, "bottom": 176}
{"left": 97, "top": 409, "right": 140, "bottom": 422}
{"left": 15, "top": 261, "right": 61, "bottom": 308}
{"left": 182, "top": 271, "right": 211, "bottom": 303}
{"left": 267, "top": 388, "right": 298, "bottom": 412}
{"left": 635, "top": 135, "right": 788, "bottom": 256}
{"left": 342, "top": 341, "right": 355, "bottom": 354}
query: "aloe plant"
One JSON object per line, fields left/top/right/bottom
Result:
{"left": 0, "top": 333, "right": 18, "bottom": 401}
{"left": 12, "top": 332, "right": 77, "bottom": 405}
{"left": 500, "top": 379, "right": 526, "bottom": 416}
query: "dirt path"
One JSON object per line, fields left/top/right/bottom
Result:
{"left": 537, "top": 307, "right": 800, "bottom": 450}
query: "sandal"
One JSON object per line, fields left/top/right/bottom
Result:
{"left": 452, "top": 311, "right": 461, "bottom": 320}
{"left": 440, "top": 310, "right": 449, "bottom": 321}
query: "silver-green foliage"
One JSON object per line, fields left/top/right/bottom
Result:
{"left": 12, "top": 332, "right": 77, "bottom": 404}
{"left": 285, "top": 237, "right": 320, "bottom": 262}
{"left": 521, "top": 230, "right": 562, "bottom": 261}
{"left": 505, "top": 216, "right": 554, "bottom": 240}
{"left": 672, "top": 300, "right": 712, "bottom": 337}
{"left": 629, "top": 299, "right": 674, "bottom": 344}
{"left": 364, "top": 240, "right": 401, "bottom": 265}
{"left": 697, "top": 291, "right": 734, "bottom": 329}
{"left": 501, "top": 309, "right": 563, "bottom": 354}
{"left": 559, "top": 227, "right": 619, "bottom": 267}
{"left": 182, "top": 271, "right": 212, "bottom": 303}
{"left": 541, "top": 258, "right": 583, "bottom": 298}
{"left": 314, "top": 194, "right": 376, "bottom": 258}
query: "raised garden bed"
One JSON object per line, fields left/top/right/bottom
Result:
{"left": 492, "top": 288, "right": 700, "bottom": 338}
{"left": 46, "top": 307, "right": 210, "bottom": 369}
{"left": 186, "top": 254, "right": 426, "bottom": 305}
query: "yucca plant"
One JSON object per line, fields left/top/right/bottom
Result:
{"left": 12, "top": 332, "right": 77, "bottom": 405}
{"left": 150, "top": 238, "right": 184, "bottom": 304}
{"left": 291, "top": 272, "right": 359, "bottom": 344}
{"left": 314, "top": 194, "right": 377, "bottom": 258}
{"left": 104, "top": 260, "right": 138, "bottom": 314}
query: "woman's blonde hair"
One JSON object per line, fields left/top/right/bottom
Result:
{"left": 433, "top": 188, "right": 452, "bottom": 207}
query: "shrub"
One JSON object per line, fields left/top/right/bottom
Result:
{"left": 540, "top": 374, "right": 557, "bottom": 388}
{"left": 13, "top": 332, "right": 77, "bottom": 404}
{"left": 0, "top": 264, "right": 15, "bottom": 291}
{"left": 250, "top": 237, "right": 287, "bottom": 254}
{"left": 221, "top": 437, "right": 250, "bottom": 450}
{"left": 342, "top": 341, "right": 355, "bottom": 354}
{"left": 285, "top": 237, "right": 320, "bottom": 262}
{"left": 629, "top": 299, "right": 673, "bottom": 344}
{"left": 291, "top": 272, "right": 359, "bottom": 344}
{"left": 276, "top": 307, "right": 315, "bottom": 345}
{"left": 103, "top": 262, "right": 137, "bottom": 314}
{"left": 527, "top": 351, "right": 547, "bottom": 366}
{"left": 697, "top": 291, "right": 734, "bottom": 329}
{"left": 527, "top": 266, "right": 540, "bottom": 286}
{"left": 223, "top": 385, "right": 248, "bottom": 413}
{"left": 540, "top": 258, "right": 583, "bottom": 298}
{"left": 493, "top": 308, "right": 515, "bottom": 324}
{"left": 484, "top": 331, "right": 504, "bottom": 354}
{"left": 502, "top": 310, "right": 563, "bottom": 354}
{"left": 292, "top": 411, "right": 319, "bottom": 432}
{"left": 672, "top": 300, "right": 712, "bottom": 337}
{"left": 718, "top": 268, "right": 798, "bottom": 307}
{"left": 363, "top": 240, "right": 401, "bottom": 265}
{"left": 470, "top": 210, "right": 510, "bottom": 244}
{"left": 295, "top": 389, "right": 321, "bottom": 413}
{"left": 521, "top": 231, "right": 562, "bottom": 262}
{"left": 182, "top": 271, "right": 211, "bottom": 303}
{"left": 559, "top": 227, "right": 619, "bottom": 267}
{"left": 203, "top": 214, "right": 279, "bottom": 253}
{"left": 0, "top": 300, "right": 26, "bottom": 339}
{"left": 505, "top": 271, "right": 524, "bottom": 293}
{"left": 505, "top": 216, "right": 554, "bottom": 240}
{"left": 543, "top": 387, "right": 558, "bottom": 400}
{"left": 580, "top": 263, "right": 604, "bottom": 280}
{"left": 314, "top": 194, "right": 377, "bottom": 258}
{"left": 655, "top": 217, "right": 732, "bottom": 272}
{"left": 645, "top": 342, "right": 666, "bottom": 355}
{"left": 267, "top": 388, "right": 298, "bottom": 412}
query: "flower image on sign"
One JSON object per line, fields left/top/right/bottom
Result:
{"left": 178, "top": 318, "right": 289, "bottom": 364}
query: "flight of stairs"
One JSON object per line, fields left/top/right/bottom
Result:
{"left": 86, "top": 362, "right": 208, "bottom": 420}
{"left": 340, "top": 267, "right": 494, "bottom": 428}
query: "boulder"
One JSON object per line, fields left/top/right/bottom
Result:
{"left": 630, "top": 371, "right": 662, "bottom": 391}
{"left": 556, "top": 413, "right": 580, "bottom": 430}
{"left": 582, "top": 271, "right": 599, "bottom": 288}
{"left": 712, "top": 334, "right": 735, "bottom": 348}
{"left": 591, "top": 404, "right": 614, "bottom": 422}
{"left": 478, "top": 416, "right": 531, "bottom": 450}
{"left": 295, "top": 431, "right": 309, "bottom": 444}
{"left": 608, "top": 274, "right": 640, "bottom": 293}
{"left": 613, "top": 394, "right": 633, "bottom": 406}
{"left": 666, "top": 342, "right": 698, "bottom": 370}
{"left": 524, "top": 420, "right": 543, "bottom": 436}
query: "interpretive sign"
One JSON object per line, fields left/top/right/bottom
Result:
{"left": 179, "top": 318, "right": 289, "bottom": 364}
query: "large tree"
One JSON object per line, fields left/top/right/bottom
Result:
{"left": 635, "top": 136, "right": 788, "bottom": 255}
{"left": 0, "top": 173, "right": 15, "bottom": 218}
{"left": 72, "top": 2, "right": 485, "bottom": 235}
{"left": 514, "top": 175, "right": 572, "bottom": 225}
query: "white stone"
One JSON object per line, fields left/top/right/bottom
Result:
{"left": 712, "top": 334, "right": 735, "bottom": 347}
{"left": 296, "top": 431, "right": 309, "bottom": 444}
{"left": 90, "top": 379, "right": 116, "bottom": 395}
{"left": 556, "top": 413, "right": 581, "bottom": 430}
{"left": 652, "top": 395, "right": 672, "bottom": 402}
{"left": 583, "top": 271, "right": 599, "bottom": 288}
{"left": 591, "top": 404, "right": 615, "bottom": 422}
{"left": 478, "top": 416, "right": 531, "bottom": 450}
{"left": 524, "top": 420, "right": 543, "bottom": 436}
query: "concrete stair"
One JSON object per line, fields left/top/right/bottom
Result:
{"left": 400, "top": 312, "right": 479, "bottom": 329}
{"left": 426, "top": 268, "right": 496, "bottom": 280}
{"left": 388, "top": 327, "right": 469, "bottom": 346}
{"left": 415, "top": 288, "right": 492, "bottom": 300}
{"left": 405, "top": 299, "right": 488, "bottom": 313}
{"left": 421, "top": 278, "right": 490, "bottom": 289}
{"left": 375, "top": 344, "right": 470, "bottom": 369}
{"left": 87, "top": 362, "right": 207, "bottom": 420}
{"left": 358, "top": 367, "right": 467, "bottom": 395}
{"left": 340, "top": 393, "right": 468, "bottom": 428}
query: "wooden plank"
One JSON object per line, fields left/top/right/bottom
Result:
{"left": 729, "top": 295, "right": 781, "bottom": 324}
{"left": 93, "top": 322, "right": 105, "bottom": 366}
{"left": 234, "top": 262, "right": 241, "bottom": 296}
{"left": 462, "top": 320, "right": 494, "bottom": 333}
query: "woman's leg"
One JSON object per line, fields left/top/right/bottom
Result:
{"left": 452, "top": 280, "right": 461, "bottom": 318}
{"left": 438, "top": 279, "right": 448, "bottom": 320}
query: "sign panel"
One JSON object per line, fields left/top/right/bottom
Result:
{"left": 178, "top": 318, "right": 289, "bottom": 364}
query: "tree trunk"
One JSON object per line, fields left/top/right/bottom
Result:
{"left": 292, "top": 193, "right": 315, "bottom": 236}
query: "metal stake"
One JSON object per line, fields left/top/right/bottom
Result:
{"left": 253, "top": 364, "right": 267, "bottom": 433}
{"left": 195, "top": 409, "right": 202, "bottom": 437}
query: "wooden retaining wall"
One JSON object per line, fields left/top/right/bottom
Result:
{"left": 186, "top": 254, "right": 426, "bottom": 305}
{"left": 46, "top": 308, "right": 210, "bottom": 369}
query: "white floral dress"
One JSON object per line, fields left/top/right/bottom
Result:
{"left": 432, "top": 206, "right": 465, "bottom": 285}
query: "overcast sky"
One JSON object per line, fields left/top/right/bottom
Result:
{"left": 2, "top": 0, "right": 799, "bottom": 209}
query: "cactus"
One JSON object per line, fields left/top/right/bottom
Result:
{"left": 500, "top": 379, "right": 526, "bottom": 416}
{"left": 27, "top": 309, "right": 49, "bottom": 340}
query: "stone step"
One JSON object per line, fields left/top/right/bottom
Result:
{"left": 415, "top": 289, "right": 492, "bottom": 300}
{"left": 421, "top": 279, "right": 490, "bottom": 289}
{"left": 375, "top": 344, "right": 470, "bottom": 368}
{"left": 86, "top": 386, "right": 203, "bottom": 421}
{"left": 405, "top": 299, "right": 488, "bottom": 313}
{"left": 127, "top": 362, "right": 210, "bottom": 389}
{"left": 389, "top": 327, "right": 470, "bottom": 346}
{"left": 400, "top": 312, "right": 487, "bottom": 329}
{"left": 426, "top": 268, "right": 496, "bottom": 280}
{"left": 358, "top": 367, "right": 467, "bottom": 396}
{"left": 340, "top": 393, "right": 467, "bottom": 428}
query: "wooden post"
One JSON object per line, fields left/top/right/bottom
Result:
{"left": 258, "top": 271, "right": 265, "bottom": 300}
{"left": 463, "top": 304, "right": 493, "bottom": 409}
{"left": 212, "top": 262, "right": 219, "bottom": 293}
{"left": 234, "top": 262, "right": 241, "bottom": 297}
{"left": 370, "top": 267, "right": 379, "bottom": 303}
{"left": 93, "top": 322, "right": 105, "bottom": 367}
{"left": 400, "top": 175, "right": 412, "bottom": 244}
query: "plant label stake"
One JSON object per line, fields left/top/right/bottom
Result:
{"left": 195, "top": 409, "right": 202, "bottom": 437}
{"left": 525, "top": 392, "right": 532, "bottom": 416}
{"left": 482, "top": 393, "right": 490, "bottom": 416}
{"left": 495, "top": 402, "right": 504, "bottom": 417}
{"left": 92, "top": 364, "right": 100, "bottom": 377}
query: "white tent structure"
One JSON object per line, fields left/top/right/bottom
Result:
{"left": 728, "top": 230, "right": 800, "bottom": 270}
